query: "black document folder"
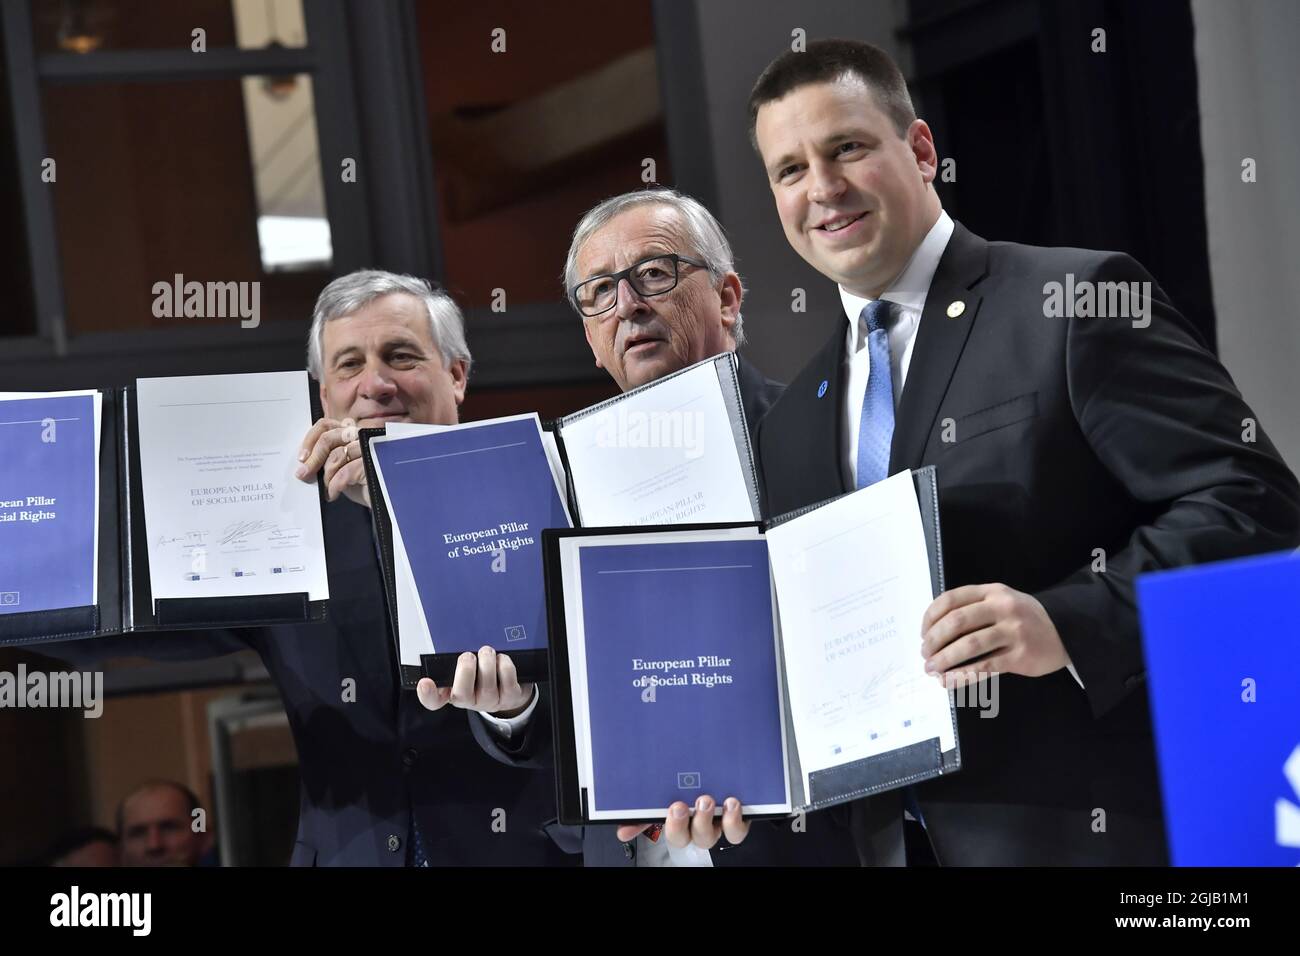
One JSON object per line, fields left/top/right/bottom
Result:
{"left": 0, "top": 379, "right": 329, "bottom": 648}
{"left": 542, "top": 466, "right": 960, "bottom": 825}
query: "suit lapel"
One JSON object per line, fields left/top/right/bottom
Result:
{"left": 805, "top": 318, "right": 851, "bottom": 497}
{"left": 890, "top": 223, "right": 989, "bottom": 473}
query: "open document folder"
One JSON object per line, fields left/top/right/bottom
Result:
{"left": 359, "top": 353, "right": 764, "bottom": 687}
{"left": 0, "top": 371, "right": 330, "bottom": 647}
{"left": 543, "top": 468, "right": 961, "bottom": 824}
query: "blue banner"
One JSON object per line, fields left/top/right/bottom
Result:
{"left": 1138, "top": 550, "right": 1300, "bottom": 866}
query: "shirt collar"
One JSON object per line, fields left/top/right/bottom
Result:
{"left": 840, "top": 209, "right": 955, "bottom": 348}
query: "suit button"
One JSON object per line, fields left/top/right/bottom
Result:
{"left": 387, "top": 834, "right": 401, "bottom": 853}
{"left": 402, "top": 748, "right": 418, "bottom": 768}
{"left": 623, "top": 842, "right": 634, "bottom": 860}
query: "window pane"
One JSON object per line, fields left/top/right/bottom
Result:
{"left": 240, "top": 72, "right": 330, "bottom": 271}
{"left": 40, "top": 73, "right": 329, "bottom": 335}
{"left": 30, "top": 0, "right": 307, "bottom": 54}
{"left": 416, "top": 1, "right": 672, "bottom": 311}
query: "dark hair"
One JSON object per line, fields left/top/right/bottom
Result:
{"left": 45, "top": 826, "right": 118, "bottom": 865}
{"left": 116, "top": 779, "right": 202, "bottom": 835}
{"left": 747, "top": 38, "right": 917, "bottom": 149}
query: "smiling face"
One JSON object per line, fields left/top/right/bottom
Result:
{"left": 318, "top": 292, "right": 466, "bottom": 427}
{"left": 575, "top": 204, "right": 741, "bottom": 391}
{"left": 755, "top": 75, "right": 941, "bottom": 298}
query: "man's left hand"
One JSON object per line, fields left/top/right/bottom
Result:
{"left": 415, "top": 645, "right": 534, "bottom": 717}
{"left": 921, "top": 583, "right": 1070, "bottom": 686}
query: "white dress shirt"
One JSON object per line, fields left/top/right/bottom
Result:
{"left": 840, "top": 210, "right": 954, "bottom": 490}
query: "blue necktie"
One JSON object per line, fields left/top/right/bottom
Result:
{"left": 854, "top": 300, "right": 930, "bottom": 843}
{"left": 409, "top": 815, "right": 429, "bottom": 867}
{"left": 855, "top": 300, "right": 896, "bottom": 489}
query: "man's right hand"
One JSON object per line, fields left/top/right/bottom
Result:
{"left": 296, "top": 416, "right": 369, "bottom": 507}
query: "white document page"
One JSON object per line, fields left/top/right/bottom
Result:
{"left": 766, "top": 470, "right": 953, "bottom": 797}
{"left": 560, "top": 360, "right": 755, "bottom": 526}
{"left": 135, "top": 372, "right": 329, "bottom": 610}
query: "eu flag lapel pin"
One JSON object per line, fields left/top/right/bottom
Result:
{"left": 817, "top": 380, "right": 828, "bottom": 398}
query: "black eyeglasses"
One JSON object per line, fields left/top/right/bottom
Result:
{"left": 571, "top": 253, "right": 711, "bottom": 318}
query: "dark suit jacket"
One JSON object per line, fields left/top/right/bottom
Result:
{"left": 755, "top": 222, "right": 1300, "bottom": 865}
{"left": 735, "top": 353, "right": 785, "bottom": 449}
{"left": 55, "top": 497, "right": 576, "bottom": 867}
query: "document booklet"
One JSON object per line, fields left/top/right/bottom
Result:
{"left": 360, "top": 353, "right": 762, "bottom": 689}
{"left": 544, "top": 467, "right": 960, "bottom": 824}
{"left": 0, "top": 390, "right": 102, "bottom": 620}
{"left": 364, "top": 414, "right": 571, "bottom": 684}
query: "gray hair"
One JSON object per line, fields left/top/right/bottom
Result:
{"left": 562, "top": 188, "right": 746, "bottom": 347}
{"left": 306, "top": 270, "right": 472, "bottom": 381}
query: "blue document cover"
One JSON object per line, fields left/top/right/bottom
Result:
{"left": 1137, "top": 550, "right": 1300, "bottom": 866}
{"left": 0, "top": 394, "right": 97, "bottom": 615}
{"left": 372, "top": 417, "right": 569, "bottom": 654}
{"left": 579, "top": 539, "right": 788, "bottom": 813}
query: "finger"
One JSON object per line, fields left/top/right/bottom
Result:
{"left": 415, "top": 677, "right": 451, "bottom": 711}
{"left": 926, "top": 625, "right": 1005, "bottom": 676}
{"left": 476, "top": 646, "right": 500, "bottom": 712}
{"left": 920, "top": 584, "right": 992, "bottom": 633}
{"left": 298, "top": 426, "right": 350, "bottom": 481}
{"left": 326, "top": 458, "right": 366, "bottom": 503}
{"left": 497, "top": 654, "right": 527, "bottom": 711}
{"left": 616, "top": 824, "right": 651, "bottom": 842}
{"left": 721, "top": 797, "right": 750, "bottom": 845}
{"left": 448, "top": 653, "right": 477, "bottom": 707}
{"left": 690, "top": 795, "right": 721, "bottom": 849}
{"left": 297, "top": 417, "right": 341, "bottom": 466}
{"left": 322, "top": 439, "right": 350, "bottom": 486}
{"left": 322, "top": 429, "right": 362, "bottom": 484}
{"left": 921, "top": 598, "right": 998, "bottom": 657}
{"left": 663, "top": 802, "right": 692, "bottom": 848}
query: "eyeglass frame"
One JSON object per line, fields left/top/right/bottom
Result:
{"left": 570, "top": 253, "right": 713, "bottom": 318}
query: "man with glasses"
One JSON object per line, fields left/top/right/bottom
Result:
{"left": 469, "top": 188, "right": 857, "bottom": 866}
{"left": 564, "top": 188, "right": 783, "bottom": 437}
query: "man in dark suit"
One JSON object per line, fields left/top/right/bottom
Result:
{"left": 737, "top": 39, "right": 1300, "bottom": 865}
{"left": 55, "top": 270, "right": 575, "bottom": 867}
{"left": 463, "top": 188, "right": 857, "bottom": 865}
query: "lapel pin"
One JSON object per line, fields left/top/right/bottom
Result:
{"left": 946, "top": 300, "right": 966, "bottom": 318}
{"left": 817, "top": 380, "right": 828, "bottom": 398}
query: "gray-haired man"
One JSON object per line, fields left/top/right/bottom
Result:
{"left": 564, "top": 187, "right": 783, "bottom": 432}
{"left": 52, "top": 271, "right": 574, "bottom": 867}
{"left": 295, "top": 270, "right": 469, "bottom": 507}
